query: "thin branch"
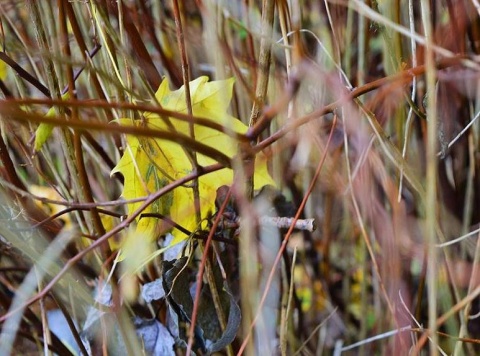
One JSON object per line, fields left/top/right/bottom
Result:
{"left": 0, "top": 51, "right": 50, "bottom": 97}
{"left": 244, "top": 0, "right": 275, "bottom": 202}
{"left": 186, "top": 186, "right": 234, "bottom": 355}
{"left": 0, "top": 163, "right": 224, "bottom": 324}
{"left": 171, "top": 0, "right": 202, "bottom": 228}
{"left": 1, "top": 98, "right": 249, "bottom": 142}
{"left": 237, "top": 115, "right": 337, "bottom": 354}
{"left": 0, "top": 104, "right": 233, "bottom": 168}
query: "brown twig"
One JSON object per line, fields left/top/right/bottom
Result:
{"left": 64, "top": 0, "right": 109, "bottom": 107}
{"left": 115, "top": 1, "right": 162, "bottom": 89}
{"left": 171, "top": 0, "right": 202, "bottom": 227}
{"left": 51, "top": 293, "right": 90, "bottom": 356}
{"left": 0, "top": 104, "right": 233, "bottom": 168}
{"left": 0, "top": 178, "right": 147, "bottom": 208}
{"left": 2, "top": 97, "right": 249, "bottom": 142}
{"left": 247, "top": 55, "right": 466, "bottom": 143}
{"left": 0, "top": 134, "right": 62, "bottom": 236}
{"left": 243, "top": 0, "right": 275, "bottom": 202}
{"left": 248, "top": 0, "right": 275, "bottom": 128}
{"left": 13, "top": 207, "right": 121, "bottom": 232}
{"left": 186, "top": 186, "right": 234, "bottom": 355}
{"left": 237, "top": 114, "right": 337, "bottom": 355}
{"left": 60, "top": 43, "right": 102, "bottom": 96}
{"left": 0, "top": 163, "right": 224, "bottom": 324}
{"left": 0, "top": 51, "right": 50, "bottom": 97}
{"left": 60, "top": 0, "right": 107, "bottom": 240}
{"left": 137, "top": 1, "right": 182, "bottom": 87}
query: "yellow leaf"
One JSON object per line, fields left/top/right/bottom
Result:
{"left": 112, "top": 76, "right": 274, "bottom": 245}
{"left": 34, "top": 93, "right": 70, "bottom": 151}
{"left": 0, "top": 60, "right": 7, "bottom": 81}
{"left": 119, "top": 227, "right": 155, "bottom": 301}
{"left": 111, "top": 133, "right": 174, "bottom": 237}
{"left": 30, "top": 185, "right": 71, "bottom": 228}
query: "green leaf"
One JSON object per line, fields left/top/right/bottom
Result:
{"left": 34, "top": 93, "right": 70, "bottom": 151}
{"left": 34, "top": 123, "right": 54, "bottom": 152}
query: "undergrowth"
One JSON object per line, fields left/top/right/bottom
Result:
{"left": 0, "top": 1, "right": 480, "bottom": 355}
